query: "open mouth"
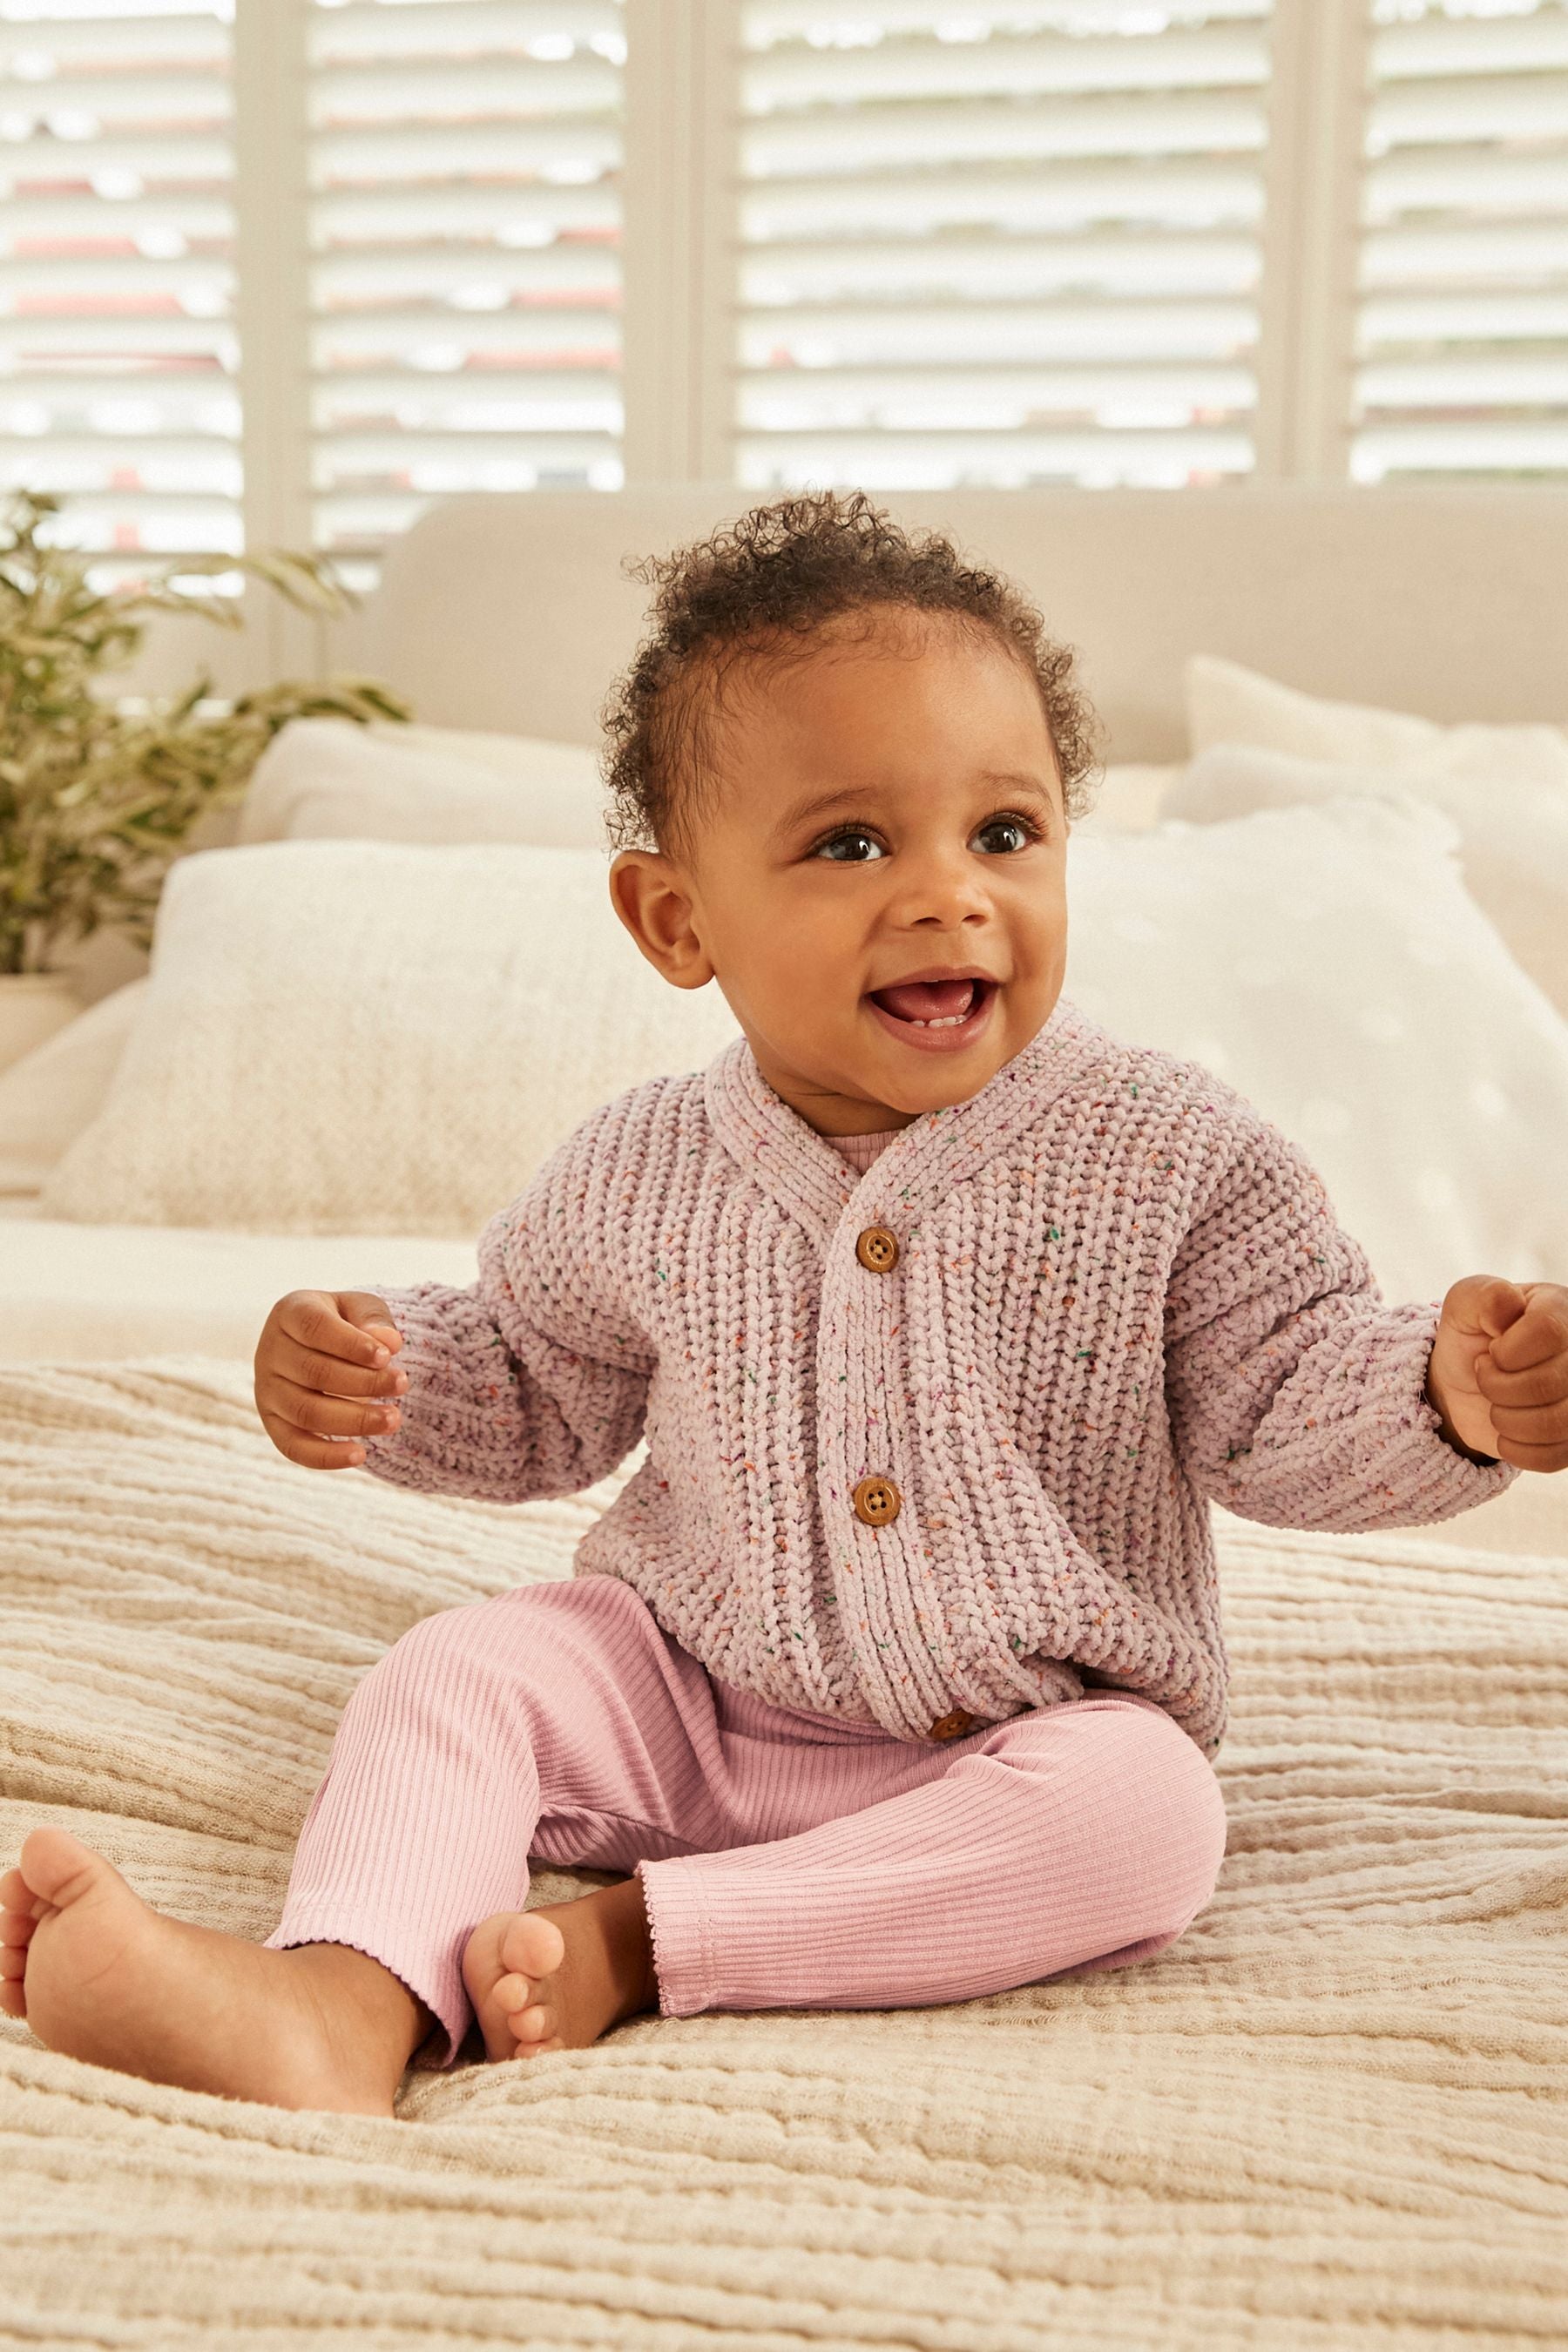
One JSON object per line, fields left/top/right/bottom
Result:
{"left": 864, "top": 975, "right": 998, "bottom": 1051}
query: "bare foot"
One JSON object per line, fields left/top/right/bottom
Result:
{"left": 0, "top": 1826, "right": 433, "bottom": 2118}
{"left": 462, "top": 1874, "right": 658, "bottom": 2064}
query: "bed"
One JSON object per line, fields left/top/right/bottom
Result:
{"left": 3, "top": 483, "right": 1566, "bottom": 2346}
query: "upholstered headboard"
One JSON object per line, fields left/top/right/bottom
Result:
{"left": 340, "top": 483, "right": 1568, "bottom": 764}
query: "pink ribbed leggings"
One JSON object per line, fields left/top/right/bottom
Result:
{"left": 264, "top": 1574, "right": 1228, "bottom": 2070}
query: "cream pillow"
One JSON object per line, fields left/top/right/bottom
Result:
{"left": 40, "top": 841, "right": 744, "bottom": 1238}
{"left": 1163, "top": 743, "right": 1568, "bottom": 1024}
{"left": 235, "top": 717, "right": 607, "bottom": 851}
{"left": 39, "top": 808, "right": 1568, "bottom": 1312}
{"left": 1186, "top": 654, "right": 1568, "bottom": 785}
{"left": 0, "top": 978, "right": 150, "bottom": 1193}
{"left": 1060, "top": 795, "right": 1568, "bottom": 1306}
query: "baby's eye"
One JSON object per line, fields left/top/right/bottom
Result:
{"left": 812, "top": 828, "right": 886, "bottom": 864}
{"left": 973, "top": 814, "right": 1039, "bottom": 855}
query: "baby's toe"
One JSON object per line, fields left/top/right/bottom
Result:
{"left": 509, "top": 2001, "right": 560, "bottom": 2051}
{"left": 498, "top": 1910, "right": 565, "bottom": 1984}
{"left": 490, "top": 1970, "right": 531, "bottom": 2017}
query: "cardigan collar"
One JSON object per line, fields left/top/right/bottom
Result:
{"left": 702, "top": 992, "right": 1117, "bottom": 1240}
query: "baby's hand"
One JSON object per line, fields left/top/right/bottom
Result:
{"left": 253, "top": 1288, "right": 409, "bottom": 1471}
{"left": 1427, "top": 1276, "right": 1568, "bottom": 1471}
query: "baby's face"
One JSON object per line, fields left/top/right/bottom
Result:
{"left": 609, "top": 609, "right": 1070, "bottom": 1136}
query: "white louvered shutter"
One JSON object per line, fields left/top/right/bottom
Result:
{"left": 308, "top": 0, "right": 626, "bottom": 591}
{"left": 0, "top": 0, "right": 241, "bottom": 589}
{"left": 734, "top": 0, "right": 1275, "bottom": 491}
{"left": 1352, "top": 0, "right": 1568, "bottom": 482}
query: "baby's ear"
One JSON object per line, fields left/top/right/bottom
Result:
{"left": 607, "top": 850, "right": 714, "bottom": 990}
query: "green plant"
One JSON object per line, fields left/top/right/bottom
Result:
{"left": 0, "top": 489, "right": 412, "bottom": 976}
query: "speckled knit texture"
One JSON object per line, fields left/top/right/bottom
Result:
{"left": 364, "top": 994, "right": 1517, "bottom": 1756}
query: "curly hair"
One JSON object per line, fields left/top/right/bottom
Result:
{"left": 598, "top": 488, "right": 1103, "bottom": 862}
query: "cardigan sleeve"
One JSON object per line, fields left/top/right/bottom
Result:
{"left": 1163, "top": 1098, "right": 1521, "bottom": 1533}
{"left": 353, "top": 1127, "right": 654, "bottom": 1507}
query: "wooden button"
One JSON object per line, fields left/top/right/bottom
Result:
{"left": 851, "top": 1476, "right": 901, "bottom": 1526}
{"left": 855, "top": 1225, "right": 900, "bottom": 1274}
{"left": 929, "top": 1709, "right": 977, "bottom": 1742}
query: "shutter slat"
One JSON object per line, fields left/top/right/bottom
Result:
{"left": 1368, "top": 76, "right": 1568, "bottom": 151}
{"left": 0, "top": 13, "right": 227, "bottom": 68}
{"left": 743, "top": 92, "right": 1270, "bottom": 175}
{"left": 1353, "top": 1, "right": 1568, "bottom": 480}
{"left": 314, "top": 309, "right": 618, "bottom": 359}
{"left": 314, "top": 245, "right": 619, "bottom": 301}
{"left": 742, "top": 232, "right": 1260, "bottom": 298}
{"left": 745, "top": 27, "right": 1269, "bottom": 108}
{"left": 747, "top": 1, "right": 1270, "bottom": 37}
{"left": 313, "top": 184, "right": 617, "bottom": 240}
{"left": 310, "top": 60, "right": 618, "bottom": 119}
{"left": 311, "top": 123, "right": 618, "bottom": 179}
{"left": 743, "top": 159, "right": 1265, "bottom": 235}
{"left": 1366, "top": 144, "right": 1568, "bottom": 222}
{"left": 741, "top": 300, "right": 1255, "bottom": 364}
{"left": 0, "top": 193, "right": 232, "bottom": 242}
{"left": 1372, "top": 14, "right": 1568, "bottom": 80}
{"left": 313, "top": 3, "right": 623, "bottom": 62}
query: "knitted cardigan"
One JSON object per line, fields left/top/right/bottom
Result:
{"left": 364, "top": 993, "right": 1517, "bottom": 1758}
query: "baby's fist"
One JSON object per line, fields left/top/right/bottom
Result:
{"left": 253, "top": 1288, "right": 407, "bottom": 1472}
{"left": 1427, "top": 1276, "right": 1568, "bottom": 1472}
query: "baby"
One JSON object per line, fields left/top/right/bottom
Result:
{"left": 4, "top": 490, "right": 1558, "bottom": 2122}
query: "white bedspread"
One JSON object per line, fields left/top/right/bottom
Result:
{"left": 2, "top": 1356, "right": 1565, "bottom": 2348}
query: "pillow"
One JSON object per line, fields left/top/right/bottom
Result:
{"left": 1058, "top": 795, "right": 1568, "bottom": 1307}
{"left": 1186, "top": 654, "right": 1568, "bottom": 785}
{"left": 234, "top": 718, "right": 607, "bottom": 851}
{"left": 39, "top": 806, "right": 1568, "bottom": 1311}
{"left": 39, "top": 841, "right": 744, "bottom": 1238}
{"left": 0, "top": 977, "right": 150, "bottom": 1193}
{"left": 1162, "top": 742, "right": 1568, "bottom": 1024}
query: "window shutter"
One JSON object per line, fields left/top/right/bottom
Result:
{"left": 1353, "top": 0, "right": 1568, "bottom": 482}
{"left": 735, "top": 0, "right": 1275, "bottom": 491}
{"left": 0, "top": 0, "right": 241, "bottom": 589}
{"left": 308, "top": 0, "right": 626, "bottom": 590}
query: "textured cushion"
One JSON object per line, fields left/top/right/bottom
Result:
{"left": 0, "top": 978, "right": 149, "bottom": 1194}
{"left": 36, "top": 804, "right": 1568, "bottom": 1308}
{"left": 235, "top": 718, "right": 606, "bottom": 851}
{"left": 1061, "top": 795, "right": 1568, "bottom": 1304}
{"left": 39, "top": 839, "right": 744, "bottom": 1239}
{"left": 1164, "top": 742, "right": 1568, "bottom": 1024}
{"left": 1186, "top": 653, "right": 1568, "bottom": 782}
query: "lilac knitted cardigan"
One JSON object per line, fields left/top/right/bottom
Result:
{"left": 364, "top": 994, "right": 1516, "bottom": 1757}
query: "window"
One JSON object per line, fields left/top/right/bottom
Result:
{"left": 4, "top": 0, "right": 1565, "bottom": 627}
{"left": 0, "top": 0, "right": 241, "bottom": 588}
{"left": 308, "top": 0, "right": 626, "bottom": 591}
{"left": 735, "top": 1, "right": 1274, "bottom": 491}
{"left": 1352, "top": 0, "right": 1568, "bottom": 483}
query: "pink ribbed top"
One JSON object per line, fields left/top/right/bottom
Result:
{"left": 363, "top": 995, "right": 1516, "bottom": 1757}
{"left": 824, "top": 1128, "right": 903, "bottom": 1174}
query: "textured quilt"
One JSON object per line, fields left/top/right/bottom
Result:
{"left": 1, "top": 1357, "right": 1565, "bottom": 2350}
